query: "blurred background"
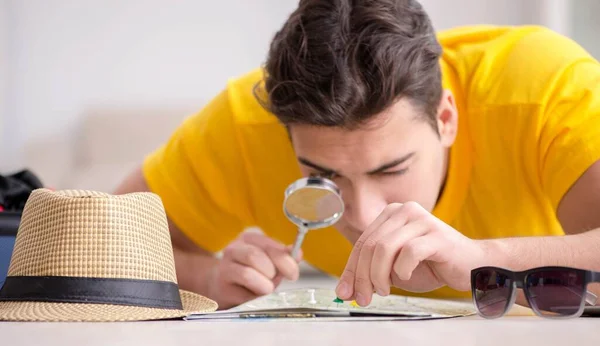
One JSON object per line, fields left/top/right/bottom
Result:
{"left": 0, "top": 0, "right": 598, "bottom": 192}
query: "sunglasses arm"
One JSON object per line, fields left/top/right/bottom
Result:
{"left": 585, "top": 271, "right": 600, "bottom": 306}
{"left": 585, "top": 290, "right": 598, "bottom": 306}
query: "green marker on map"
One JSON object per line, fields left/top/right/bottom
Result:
{"left": 333, "top": 297, "right": 344, "bottom": 304}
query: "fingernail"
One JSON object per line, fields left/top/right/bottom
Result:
{"left": 336, "top": 281, "right": 350, "bottom": 298}
{"left": 376, "top": 288, "right": 386, "bottom": 297}
{"left": 356, "top": 293, "right": 367, "bottom": 306}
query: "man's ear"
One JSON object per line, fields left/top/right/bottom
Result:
{"left": 436, "top": 89, "right": 458, "bottom": 147}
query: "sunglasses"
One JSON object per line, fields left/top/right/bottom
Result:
{"left": 471, "top": 266, "right": 600, "bottom": 319}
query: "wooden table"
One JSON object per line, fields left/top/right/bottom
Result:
{"left": 1, "top": 314, "right": 598, "bottom": 346}
{"left": 2, "top": 275, "right": 598, "bottom": 345}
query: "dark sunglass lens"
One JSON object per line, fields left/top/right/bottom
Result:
{"left": 474, "top": 269, "right": 513, "bottom": 318}
{"left": 526, "top": 270, "right": 585, "bottom": 317}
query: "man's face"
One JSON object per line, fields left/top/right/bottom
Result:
{"left": 288, "top": 93, "right": 458, "bottom": 244}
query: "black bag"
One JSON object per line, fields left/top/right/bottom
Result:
{"left": 0, "top": 169, "right": 44, "bottom": 285}
{"left": 0, "top": 169, "right": 44, "bottom": 212}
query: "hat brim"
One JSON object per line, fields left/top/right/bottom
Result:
{"left": 0, "top": 290, "right": 217, "bottom": 322}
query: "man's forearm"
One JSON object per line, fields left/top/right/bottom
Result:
{"left": 481, "top": 228, "right": 600, "bottom": 271}
{"left": 112, "top": 166, "right": 222, "bottom": 299}
{"left": 172, "top": 245, "right": 219, "bottom": 298}
{"left": 478, "top": 228, "right": 600, "bottom": 308}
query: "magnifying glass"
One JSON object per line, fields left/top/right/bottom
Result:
{"left": 283, "top": 176, "right": 344, "bottom": 259}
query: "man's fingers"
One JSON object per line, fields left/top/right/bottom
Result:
{"left": 351, "top": 204, "right": 425, "bottom": 304}
{"left": 335, "top": 268, "right": 356, "bottom": 300}
{"left": 239, "top": 232, "right": 302, "bottom": 282}
{"left": 225, "top": 262, "right": 275, "bottom": 296}
{"left": 285, "top": 245, "right": 303, "bottom": 262}
{"left": 353, "top": 222, "right": 400, "bottom": 306}
{"left": 218, "top": 284, "right": 259, "bottom": 310}
{"left": 266, "top": 246, "right": 300, "bottom": 281}
{"left": 335, "top": 203, "right": 403, "bottom": 300}
{"left": 370, "top": 220, "right": 430, "bottom": 295}
{"left": 226, "top": 242, "right": 277, "bottom": 279}
{"left": 393, "top": 235, "right": 439, "bottom": 281}
{"left": 364, "top": 203, "right": 404, "bottom": 236}
{"left": 272, "top": 274, "right": 284, "bottom": 288}
{"left": 242, "top": 231, "right": 286, "bottom": 251}
{"left": 353, "top": 237, "right": 376, "bottom": 306}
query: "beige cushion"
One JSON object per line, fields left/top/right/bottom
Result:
{"left": 24, "top": 108, "right": 191, "bottom": 191}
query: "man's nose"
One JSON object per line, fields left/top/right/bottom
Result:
{"left": 344, "top": 186, "right": 387, "bottom": 232}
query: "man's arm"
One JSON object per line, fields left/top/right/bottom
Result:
{"left": 480, "top": 159, "right": 600, "bottom": 308}
{"left": 335, "top": 161, "right": 600, "bottom": 307}
{"left": 113, "top": 166, "right": 219, "bottom": 298}
{"left": 557, "top": 159, "right": 600, "bottom": 235}
{"left": 113, "top": 165, "right": 302, "bottom": 309}
{"left": 483, "top": 159, "right": 600, "bottom": 272}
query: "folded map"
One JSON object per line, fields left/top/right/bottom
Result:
{"left": 185, "top": 288, "right": 477, "bottom": 321}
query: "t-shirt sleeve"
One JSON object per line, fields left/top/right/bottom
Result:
{"left": 142, "top": 88, "right": 256, "bottom": 253}
{"left": 539, "top": 60, "right": 600, "bottom": 211}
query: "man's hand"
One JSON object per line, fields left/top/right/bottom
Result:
{"left": 208, "top": 231, "right": 302, "bottom": 310}
{"left": 335, "top": 202, "right": 487, "bottom": 307}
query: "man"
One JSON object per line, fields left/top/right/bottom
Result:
{"left": 115, "top": 0, "right": 600, "bottom": 310}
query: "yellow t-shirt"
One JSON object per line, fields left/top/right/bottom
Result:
{"left": 143, "top": 25, "right": 600, "bottom": 299}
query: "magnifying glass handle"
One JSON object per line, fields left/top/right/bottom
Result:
{"left": 290, "top": 226, "right": 308, "bottom": 260}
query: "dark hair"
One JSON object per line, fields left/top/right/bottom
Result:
{"left": 255, "top": 0, "right": 443, "bottom": 130}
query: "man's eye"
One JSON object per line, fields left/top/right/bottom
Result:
{"left": 310, "top": 172, "right": 337, "bottom": 180}
{"left": 381, "top": 168, "right": 409, "bottom": 176}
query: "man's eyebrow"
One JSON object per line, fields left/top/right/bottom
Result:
{"left": 298, "top": 153, "right": 414, "bottom": 175}
{"left": 298, "top": 157, "right": 338, "bottom": 174}
{"left": 367, "top": 152, "right": 415, "bottom": 174}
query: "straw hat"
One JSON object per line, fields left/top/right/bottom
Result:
{"left": 0, "top": 188, "right": 217, "bottom": 322}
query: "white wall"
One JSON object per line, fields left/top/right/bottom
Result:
{"left": 571, "top": 0, "right": 600, "bottom": 59}
{"left": 1, "top": 0, "right": 299, "bottom": 171}
{"left": 0, "top": 0, "right": 9, "bottom": 170}
{"left": 420, "top": 0, "right": 573, "bottom": 36}
{"left": 0, "top": 0, "right": 583, "bottom": 173}
{"left": 421, "top": 0, "right": 531, "bottom": 29}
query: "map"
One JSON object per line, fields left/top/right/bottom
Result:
{"left": 185, "top": 288, "right": 477, "bottom": 321}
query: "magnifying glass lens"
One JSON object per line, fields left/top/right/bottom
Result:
{"left": 283, "top": 177, "right": 344, "bottom": 258}
{"left": 284, "top": 187, "right": 342, "bottom": 223}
